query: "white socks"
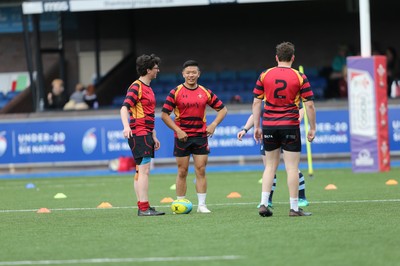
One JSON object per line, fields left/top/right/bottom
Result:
{"left": 261, "top": 192, "right": 270, "bottom": 206}
{"left": 290, "top": 197, "right": 299, "bottom": 211}
{"left": 197, "top": 193, "right": 207, "bottom": 206}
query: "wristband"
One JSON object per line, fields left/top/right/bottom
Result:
{"left": 242, "top": 128, "right": 248, "bottom": 133}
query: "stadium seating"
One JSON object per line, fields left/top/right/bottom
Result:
{"left": 209, "top": 83, "right": 224, "bottom": 93}
{"left": 0, "top": 99, "right": 10, "bottom": 109}
{"left": 215, "top": 91, "right": 232, "bottom": 103}
{"left": 237, "top": 70, "right": 258, "bottom": 81}
{"left": 158, "top": 73, "right": 178, "bottom": 84}
{"left": 0, "top": 92, "right": 6, "bottom": 101}
{"left": 5, "top": 91, "right": 21, "bottom": 99}
{"left": 0, "top": 91, "right": 22, "bottom": 110}
{"left": 224, "top": 82, "right": 243, "bottom": 93}
{"left": 308, "top": 76, "right": 328, "bottom": 99}
{"left": 218, "top": 70, "right": 237, "bottom": 82}
{"left": 200, "top": 71, "right": 218, "bottom": 83}
{"left": 111, "top": 95, "right": 125, "bottom": 107}
{"left": 301, "top": 66, "right": 320, "bottom": 77}
{"left": 111, "top": 68, "right": 328, "bottom": 107}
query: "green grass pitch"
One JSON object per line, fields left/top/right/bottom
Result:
{"left": 1, "top": 168, "right": 400, "bottom": 266}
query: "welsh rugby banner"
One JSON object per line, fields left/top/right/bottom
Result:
{"left": 347, "top": 56, "right": 390, "bottom": 172}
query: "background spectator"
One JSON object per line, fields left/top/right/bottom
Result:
{"left": 326, "top": 44, "right": 351, "bottom": 99}
{"left": 84, "top": 84, "right": 99, "bottom": 109}
{"left": 46, "top": 79, "right": 67, "bottom": 109}
{"left": 338, "top": 65, "right": 348, "bottom": 98}
{"left": 386, "top": 47, "right": 400, "bottom": 97}
{"left": 64, "top": 83, "right": 88, "bottom": 110}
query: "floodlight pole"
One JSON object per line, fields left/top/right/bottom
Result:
{"left": 32, "top": 14, "right": 46, "bottom": 112}
{"left": 359, "top": 0, "right": 371, "bottom": 57}
{"left": 21, "top": 11, "right": 37, "bottom": 112}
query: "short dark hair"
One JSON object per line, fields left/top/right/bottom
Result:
{"left": 276, "top": 42, "right": 295, "bottom": 62}
{"left": 182, "top": 60, "right": 199, "bottom": 70}
{"left": 136, "top": 54, "right": 161, "bottom": 76}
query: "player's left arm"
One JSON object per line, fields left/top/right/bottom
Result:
{"left": 303, "top": 100, "right": 316, "bottom": 142}
{"left": 237, "top": 114, "right": 254, "bottom": 141}
{"left": 206, "top": 106, "right": 228, "bottom": 137}
{"left": 120, "top": 106, "right": 132, "bottom": 139}
{"left": 252, "top": 98, "right": 263, "bottom": 144}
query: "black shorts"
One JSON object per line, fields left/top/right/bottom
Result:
{"left": 128, "top": 133, "right": 155, "bottom": 164}
{"left": 173, "top": 137, "right": 210, "bottom": 157}
{"left": 262, "top": 128, "right": 301, "bottom": 152}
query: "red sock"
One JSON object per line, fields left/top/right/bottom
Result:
{"left": 138, "top": 201, "right": 150, "bottom": 211}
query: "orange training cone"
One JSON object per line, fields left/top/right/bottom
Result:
{"left": 97, "top": 202, "right": 113, "bottom": 208}
{"left": 325, "top": 184, "right": 337, "bottom": 190}
{"left": 386, "top": 179, "right": 398, "bottom": 185}
{"left": 37, "top": 208, "right": 51, "bottom": 213}
{"left": 227, "top": 192, "right": 242, "bottom": 198}
{"left": 160, "top": 197, "right": 174, "bottom": 203}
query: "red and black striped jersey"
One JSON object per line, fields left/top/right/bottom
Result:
{"left": 162, "top": 84, "right": 225, "bottom": 137}
{"left": 122, "top": 80, "right": 155, "bottom": 136}
{"left": 253, "top": 67, "right": 314, "bottom": 129}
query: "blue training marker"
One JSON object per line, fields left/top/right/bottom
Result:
{"left": 25, "top": 183, "right": 35, "bottom": 189}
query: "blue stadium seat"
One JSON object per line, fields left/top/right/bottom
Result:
{"left": 112, "top": 95, "right": 125, "bottom": 107}
{"left": 200, "top": 80, "right": 214, "bottom": 88}
{"left": 309, "top": 77, "right": 327, "bottom": 99}
{"left": 237, "top": 70, "right": 258, "bottom": 81}
{"left": 302, "top": 66, "right": 320, "bottom": 78}
{"left": 215, "top": 91, "right": 231, "bottom": 103}
{"left": 5, "top": 91, "right": 21, "bottom": 100}
{"left": 152, "top": 82, "right": 162, "bottom": 91}
{"left": 0, "top": 99, "right": 10, "bottom": 109}
{"left": 164, "top": 82, "right": 178, "bottom": 92}
{"left": 218, "top": 70, "right": 237, "bottom": 81}
{"left": 224, "top": 82, "right": 245, "bottom": 93}
{"left": 161, "top": 85, "right": 174, "bottom": 94}
{"left": 158, "top": 73, "right": 178, "bottom": 83}
{"left": 243, "top": 80, "right": 256, "bottom": 91}
{"left": 156, "top": 93, "right": 168, "bottom": 106}
{"left": 200, "top": 71, "right": 218, "bottom": 82}
{"left": 209, "top": 83, "right": 224, "bottom": 92}
{"left": 240, "top": 93, "right": 255, "bottom": 103}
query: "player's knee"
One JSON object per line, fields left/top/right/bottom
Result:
{"left": 177, "top": 168, "right": 188, "bottom": 178}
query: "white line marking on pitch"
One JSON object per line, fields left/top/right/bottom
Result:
{"left": 0, "top": 199, "right": 399, "bottom": 213}
{"left": 0, "top": 255, "right": 244, "bottom": 265}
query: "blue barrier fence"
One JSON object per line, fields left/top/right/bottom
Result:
{"left": 0, "top": 107, "right": 399, "bottom": 166}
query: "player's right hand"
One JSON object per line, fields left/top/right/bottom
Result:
{"left": 253, "top": 128, "right": 263, "bottom": 144}
{"left": 122, "top": 127, "right": 132, "bottom": 139}
{"left": 176, "top": 129, "right": 188, "bottom": 142}
{"left": 307, "top": 129, "right": 316, "bottom": 142}
{"left": 237, "top": 130, "right": 245, "bottom": 141}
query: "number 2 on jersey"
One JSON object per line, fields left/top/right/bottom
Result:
{"left": 274, "top": 79, "right": 287, "bottom": 99}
